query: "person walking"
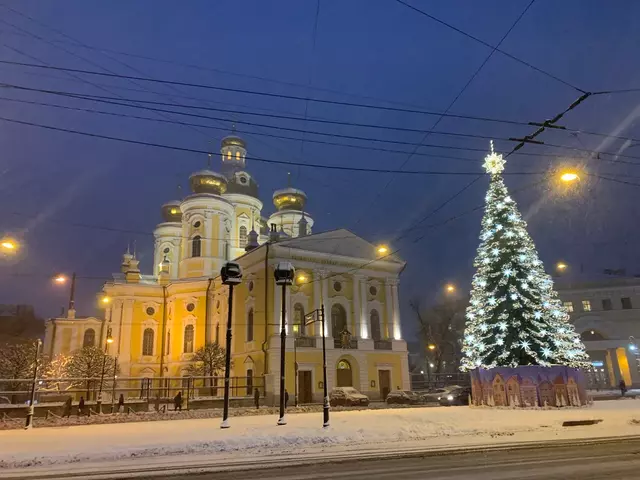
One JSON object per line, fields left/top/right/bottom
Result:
{"left": 62, "top": 397, "right": 72, "bottom": 418}
{"left": 174, "top": 391, "right": 183, "bottom": 411}
{"left": 284, "top": 389, "right": 289, "bottom": 409}
{"left": 118, "top": 394, "right": 125, "bottom": 413}
{"left": 620, "top": 379, "right": 627, "bottom": 397}
{"left": 78, "top": 396, "right": 85, "bottom": 416}
{"left": 254, "top": 388, "right": 260, "bottom": 410}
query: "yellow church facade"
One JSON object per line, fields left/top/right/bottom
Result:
{"left": 44, "top": 135, "right": 409, "bottom": 403}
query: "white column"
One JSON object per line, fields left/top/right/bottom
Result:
{"left": 322, "top": 272, "right": 330, "bottom": 338}
{"left": 313, "top": 270, "right": 322, "bottom": 337}
{"left": 391, "top": 280, "right": 402, "bottom": 340}
{"left": 119, "top": 300, "right": 134, "bottom": 375}
{"left": 384, "top": 279, "right": 393, "bottom": 339}
{"left": 360, "top": 277, "right": 368, "bottom": 339}
{"left": 353, "top": 274, "right": 361, "bottom": 337}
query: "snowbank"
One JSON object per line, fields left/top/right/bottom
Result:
{"left": 0, "top": 400, "right": 639, "bottom": 471}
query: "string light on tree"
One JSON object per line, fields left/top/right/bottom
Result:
{"left": 460, "top": 142, "right": 589, "bottom": 371}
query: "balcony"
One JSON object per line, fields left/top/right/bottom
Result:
{"left": 374, "top": 340, "right": 393, "bottom": 350}
{"left": 334, "top": 338, "right": 358, "bottom": 349}
{"left": 295, "top": 336, "right": 317, "bottom": 348}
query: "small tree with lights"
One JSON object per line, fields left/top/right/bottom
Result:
{"left": 461, "top": 143, "right": 589, "bottom": 407}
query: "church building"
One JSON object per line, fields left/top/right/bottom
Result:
{"left": 44, "top": 135, "right": 410, "bottom": 403}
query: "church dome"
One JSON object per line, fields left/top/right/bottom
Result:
{"left": 225, "top": 171, "right": 259, "bottom": 198}
{"left": 189, "top": 170, "right": 228, "bottom": 195}
{"left": 161, "top": 200, "right": 182, "bottom": 223}
{"left": 273, "top": 187, "right": 307, "bottom": 211}
{"left": 221, "top": 135, "right": 246, "bottom": 149}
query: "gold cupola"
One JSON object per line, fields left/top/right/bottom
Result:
{"left": 189, "top": 170, "right": 228, "bottom": 195}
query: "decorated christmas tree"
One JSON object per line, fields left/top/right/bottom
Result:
{"left": 460, "top": 143, "right": 588, "bottom": 371}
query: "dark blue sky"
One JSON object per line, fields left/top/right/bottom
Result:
{"left": 1, "top": 0, "right": 640, "bottom": 343}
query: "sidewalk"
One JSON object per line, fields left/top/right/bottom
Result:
{"left": 0, "top": 399, "right": 639, "bottom": 476}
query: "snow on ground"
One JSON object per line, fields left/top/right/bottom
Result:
{"left": 0, "top": 399, "right": 639, "bottom": 471}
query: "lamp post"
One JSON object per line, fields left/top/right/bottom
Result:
{"left": 53, "top": 272, "right": 77, "bottom": 316}
{"left": 274, "top": 262, "right": 295, "bottom": 426}
{"left": 24, "top": 339, "right": 42, "bottom": 429}
{"left": 220, "top": 262, "right": 243, "bottom": 429}
{"left": 97, "top": 296, "right": 113, "bottom": 414}
{"left": 304, "top": 304, "right": 329, "bottom": 428}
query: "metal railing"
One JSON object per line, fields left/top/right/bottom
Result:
{"left": 374, "top": 340, "right": 392, "bottom": 350}
{"left": 295, "top": 336, "right": 316, "bottom": 348}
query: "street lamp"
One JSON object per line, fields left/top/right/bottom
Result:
{"left": 0, "top": 237, "right": 18, "bottom": 254}
{"left": 560, "top": 171, "right": 580, "bottom": 183}
{"left": 428, "top": 344, "right": 436, "bottom": 351}
{"left": 556, "top": 262, "right": 568, "bottom": 272}
{"left": 274, "top": 262, "right": 295, "bottom": 426}
{"left": 220, "top": 262, "right": 243, "bottom": 429}
{"left": 53, "top": 272, "right": 77, "bottom": 315}
{"left": 24, "top": 339, "right": 42, "bottom": 429}
{"left": 304, "top": 305, "right": 329, "bottom": 428}
{"left": 376, "top": 245, "right": 389, "bottom": 255}
{"left": 445, "top": 284, "right": 456, "bottom": 294}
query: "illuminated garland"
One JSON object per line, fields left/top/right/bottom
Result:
{"left": 460, "top": 143, "right": 589, "bottom": 371}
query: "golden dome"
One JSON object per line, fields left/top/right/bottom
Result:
{"left": 273, "top": 187, "right": 307, "bottom": 211}
{"left": 161, "top": 201, "right": 182, "bottom": 223}
{"left": 221, "top": 135, "right": 246, "bottom": 149}
{"left": 189, "top": 170, "right": 228, "bottom": 195}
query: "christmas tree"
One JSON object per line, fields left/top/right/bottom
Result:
{"left": 460, "top": 143, "right": 588, "bottom": 371}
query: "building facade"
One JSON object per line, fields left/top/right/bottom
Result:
{"left": 557, "top": 278, "right": 640, "bottom": 388}
{"left": 43, "top": 135, "right": 410, "bottom": 402}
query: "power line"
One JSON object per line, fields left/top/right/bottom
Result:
{"left": 393, "top": 0, "right": 586, "bottom": 93}
{"left": 0, "top": 113, "right": 550, "bottom": 176}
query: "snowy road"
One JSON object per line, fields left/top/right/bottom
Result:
{"left": 144, "top": 437, "right": 640, "bottom": 480}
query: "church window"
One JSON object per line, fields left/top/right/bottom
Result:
{"left": 163, "top": 247, "right": 170, "bottom": 254}
{"left": 142, "top": 328, "right": 154, "bottom": 355}
{"left": 370, "top": 309, "right": 381, "bottom": 341}
{"left": 83, "top": 328, "right": 95, "bottom": 347}
{"left": 293, "top": 303, "right": 305, "bottom": 336}
{"left": 186, "top": 303, "right": 195, "bottom": 312}
{"left": 333, "top": 281, "right": 342, "bottom": 292}
{"left": 146, "top": 307, "right": 155, "bottom": 316}
{"left": 191, "top": 236, "right": 202, "bottom": 257}
{"left": 193, "top": 221, "right": 201, "bottom": 229}
{"left": 239, "top": 226, "right": 248, "bottom": 248}
{"left": 239, "top": 176, "right": 247, "bottom": 184}
{"left": 369, "top": 285, "right": 378, "bottom": 296}
{"left": 331, "top": 304, "right": 347, "bottom": 339}
{"left": 247, "top": 308, "right": 254, "bottom": 341}
{"left": 227, "top": 151, "right": 231, "bottom": 160}
{"left": 184, "top": 325, "right": 194, "bottom": 353}
{"left": 235, "top": 151, "right": 241, "bottom": 160}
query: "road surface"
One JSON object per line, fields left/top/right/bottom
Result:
{"left": 141, "top": 438, "right": 640, "bottom": 480}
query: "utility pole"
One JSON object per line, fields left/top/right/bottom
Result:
{"left": 274, "top": 262, "right": 295, "bottom": 426}
{"left": 24, "top": 339, "right": 41, "bottom": 429}
{"left": 220, "top": 262, "right": 243, "bottom": 428}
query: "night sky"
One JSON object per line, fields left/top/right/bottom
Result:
{"left": 1, "top": 0, "right": 640, "bottom": 345}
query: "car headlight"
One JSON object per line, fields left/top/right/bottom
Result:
{"left": 437, "top": 397, "right": 441, "bottom": 400}
{"left": 447, "top": 395, "right": 454, "bottom": 401}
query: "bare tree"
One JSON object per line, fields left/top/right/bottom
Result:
{"left": 65, "top": 346, "right": 117, "bottom": 399}
{"left": 41, "top": 353, "right": 72, "bottom": 391}
{"left": 187, "top": 342, "right": 228, "bottom": 396}
{"left": 410, "top": 297, "right": 467, "bottom": 374}
{"left": 0, "top": 342, "right": 40, "bottom": 402}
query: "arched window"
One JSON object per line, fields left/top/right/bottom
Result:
{"left": 142, "top": 328, "right": 154, "bottom": 355}
{"left": 293, "top": 303, "right": 305, "bottom": 336}
{"left": 370, "top": 310, "right": 381, "bottom": 341}
{"left": 331, "top": 304, "right": 347, "bottom": 339}
{"left": 247, "top": 308, "right": 254, "bottom": 342}
{"left": 239, "top": 226, "right": 248, "bottom": 248}
{"left": 184, "top": 325, "right": 194, "bottom": 353}
{"left": 83, "top": 328, "right": 95, "bottom": 347}
{"left": 246, "top": 368, "right": 253, "bottom": 395}
{"left": 191, "top": 235, "right": 201, "bottom": 258}
{"left": 336, "top": 359, "right": 353, "bottom": 387}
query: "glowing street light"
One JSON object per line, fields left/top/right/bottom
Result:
{"left": 428, "top": 344, "right": 436, "bottom": 351}
{"left": 376, "top": 245, "right": 389, "bottom": 255}
{"left": 560, "top": 171, "right": 580, "bottom": 183}
{"left": 101, "top": 296, "right": 111, "bottom": 305}
{"left": 53, "top": 274, "right": 67, "bottom": 284}
{"left": 445, "top": 283, "right": 456, "bottom": 294}
{"left": 296, "top": 274, "right": 308, "bottom": 284}
{"left": 556, "top": 262, "right": 568, "bottom": 271}
{"left": 1, "top": 238, "right": 18, "bottom": 253}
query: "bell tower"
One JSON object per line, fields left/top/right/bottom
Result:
{"left": 220, "top": 129, "right": 247, "bottom": 174}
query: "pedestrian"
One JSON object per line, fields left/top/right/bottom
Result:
{"left": 620, "top": 379, "right": 627, "bottom": 397}
{"left": 118, "top": 394, "right": 125, "bottom": 413}
{"left": 254, "top": 388, "right": 260, "bottom": 410}
{"left": 62, "top": 397, "right": 72, "bottom": 418}
{"left": 78, "top": 396, "right": 85, "bottom": 416}
{"left": 174, "top": 391, "right": 183, "bottom": 411}
{"left": 284, "top": 389, "right": 289, "bottom": 409}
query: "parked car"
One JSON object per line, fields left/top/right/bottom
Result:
{"left": 438, "top": 386, "right": 472, "bottom": 406}
{"left": 329, "top": 387, "right": 370, "bottom": 407}
{"left": 420, "top": 386, "right": 461, "bottom": 404}
{"left": 386, "top": 390, "right": 422, "bottom": 405}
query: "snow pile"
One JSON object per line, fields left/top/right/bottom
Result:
{"left": 0, "top": 400, "right": 639, "bottom": 470}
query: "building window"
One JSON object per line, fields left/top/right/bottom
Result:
{"left": 369, "top": 285, "right": 378, "bottom": 296}
{"left": 239, "top": 226, "right": 248, "bottom": 248}
{"left": 370, "top": 310, "right": 381, "bottom": 341}
{"left": 293, "top": 303, "right": 305, "bottom": 337}
{"left": 333, "top": 281, "right": 342, "bottom": 292}
{"left": 83, "top": 328, "right": 95, "bottom": 347}
{"left": 163, "top": 247, "right": 170, "bottom": 254}
{"left": 191, "top": 235, "right": 201, "bottom": 257}
{"left": 183, "top": 325, "right": 194, "bottom": 353}
{"left": 563, "top": 301, "right": 574, "bottom": 313}
{"left": 581, "top": 300, "right": 591, "bottom": 312}
{"left": 622, "top": 297, "right": 633, "bottom": 309}
{"left": 146, "top": 307, "right": 155, "bottom": 316}
{"left": 186, "top": 303, "right": 195, "bottom": 312}
{"left": 236, "top": 151, "right": 241, "bottom": 160}
{"left": 331, "top": 304, "right": 347, "bottom": 339}
{"left": 246, "top": 369, "right": 253, "bottom": 395}
{"left": 602, "top": 298, "right": 613, "bottom": 310}
{"left": 247, "top": 308, "right": 254, "bottom": 342}
{"left": 193, "top": 221, "right": 201, "bottom": 229}
{"left": 142, "top": 328, "right": 154, "bottom": 355}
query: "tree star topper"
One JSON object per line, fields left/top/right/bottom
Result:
{"left": 483, "top": 140, "right": 505, "bottom": 175}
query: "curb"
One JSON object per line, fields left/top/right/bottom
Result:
{"left": 3, "top": 434, "right": 640, "bottom": 480}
